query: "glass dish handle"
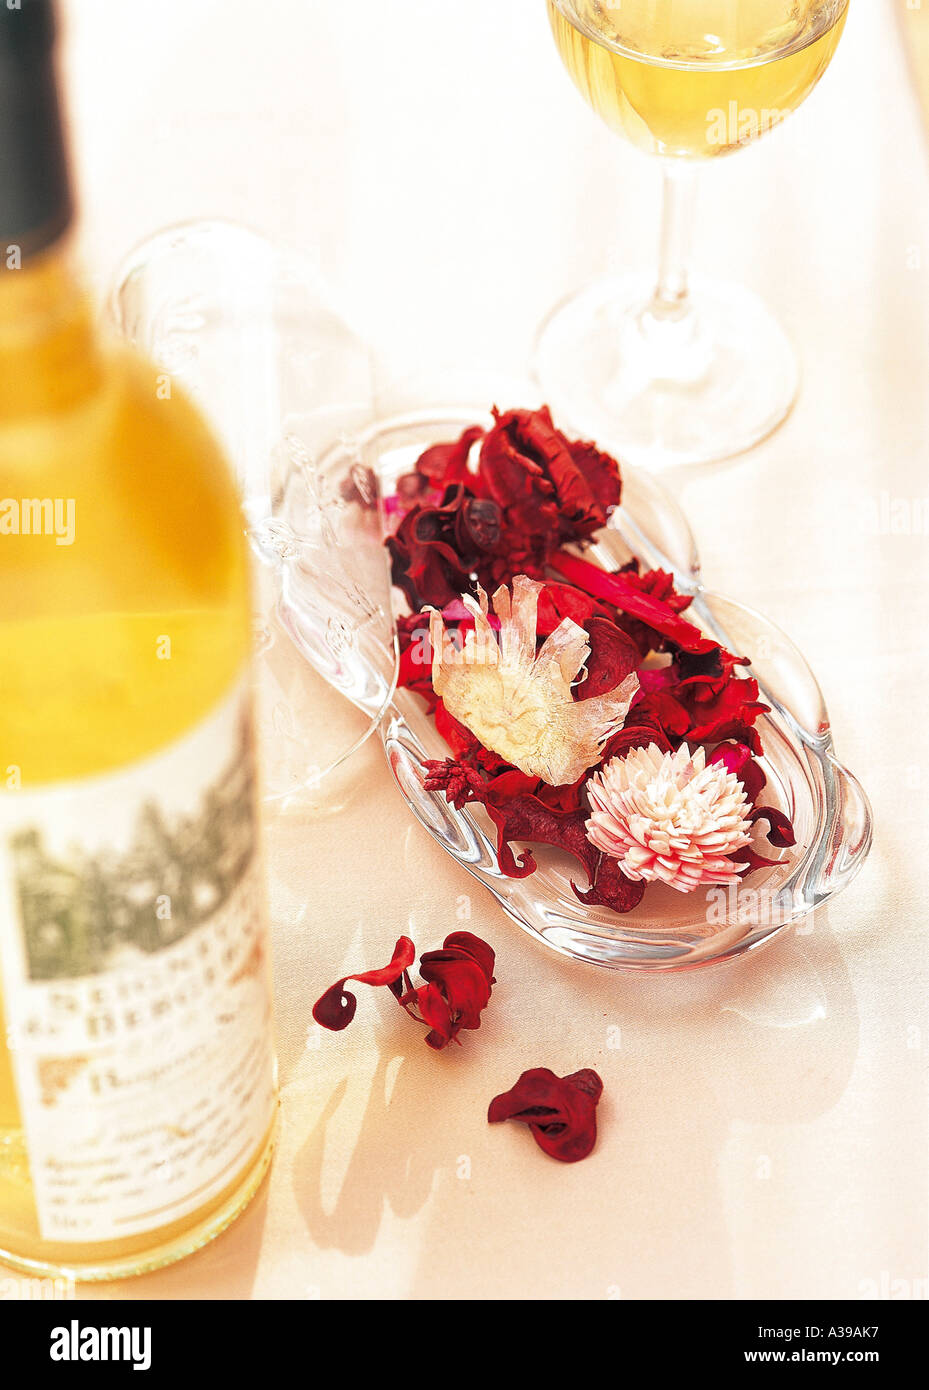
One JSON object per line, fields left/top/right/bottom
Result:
{"left": 815, "top": 754, "right": 873, "bottom": 902}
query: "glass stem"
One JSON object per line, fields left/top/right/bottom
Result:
{"left": 650, "top": 161, "right": 697, "bottom": 323}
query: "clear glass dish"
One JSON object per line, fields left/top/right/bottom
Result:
{"left": 324, "top": 408, "right": 872, "bottom": 972}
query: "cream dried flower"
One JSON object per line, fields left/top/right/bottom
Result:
{"left": 585, "top": 742, "right": 752, "bottom": 892}
{"left": 430, "top": 575, "right": 639, "bottom": 787}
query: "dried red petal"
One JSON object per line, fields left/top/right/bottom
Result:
{"left": 735, "top": 847, "right": 783, "bottom": 873}
{"left": 535, "top": 774, "right": 587, "bottom": 814}
{"left": 396, "top": 613, "right": 438, "bottom": 705}
{"left": 600, "top": 718, "right": 673, "bottom": 764}
{"left": 729, "top": 805, "right": 797, "bottom": 874}
{"left": 387, "top": 484, "right": 497, "bottom": 611}
{"left": 484, "top": 792, "right": 643, "bottom": 914}
{"left": 609, "top": 568, "right": 695, "bottom": 656}
{"left": 485, "top": 767, "right": 542, "bottom": 801}
{"left": 709, "top": 742, "right": 767, "bottom": 804}
{"left": 403, "top": 980, "right": 456, "bottom": 1050}
{"left": 626, "top": 689, "right": 693, "bottom": 743}
{"left": 549, "top": 552, "right": 717, "bottom": 655}
{"left": 635, "top": 667, "right": 677, "bottom": 696}
{"left": 419, "top": 933, "right": 496, "bottom": 1045}
{"left": 749, "top": 805, "right": 796, "bottom": 848}
{"left": 574, "top": 853, "right": 646, "bottom": 914}
{"left": 483, "top": 794, "right": 595, "bottom": 880}
{"left": 535, "top": 581, "right": 613, "bottom": 636}
{"left": 683, "top": 675, "right": 769, "bottom": 746}
{"left": 416, "top": 425, "right": 485, "bottom": 487}
{"left": 434, "top": 699, "right": 482, "bottom": 760}
{"left": 406, "top": 932, "right": 497, "bottom": 1050}
{"left": 442, "top": 930, "right": 497, "bottom": 983}
{"left": 312, "top": 936, "right": 416, "bottom": 1032}
{"left": 488, "top": 1067, "right": 604, "bottom": 1163}
{"left": 673, "top": 644, "right": 747, "bottom": 703}
{"left": 418, "top": 951, "right": 492, "bottom": 1025}
{"left": 424, "top": 767, "right": 642, "bottom": 912}
{"left": 575, "top": 616, "right": 640, "bottom": 700}
{"left": 566, "top": 438, "right": 623, "bottom": 523}
{"left": 314, "top": 931, "right": 495, "bottom": 1052}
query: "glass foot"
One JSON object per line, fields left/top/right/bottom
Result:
{"left": 532, "top": 275, "right": 799, "bottom": 469}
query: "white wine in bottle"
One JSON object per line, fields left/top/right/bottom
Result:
{"left": 0, "top": 0, "right": 277, "bottom": 1279}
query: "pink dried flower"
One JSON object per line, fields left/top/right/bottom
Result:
{"left": 585, "top": 742, "right": 752, "bottom": 893}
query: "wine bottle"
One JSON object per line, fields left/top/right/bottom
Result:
{"left": 0, "top": 0, "right": 277, "bottom": 1280}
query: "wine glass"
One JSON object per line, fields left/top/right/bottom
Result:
{"left": 535, "top": 0, "right": 850, "bottom": 468}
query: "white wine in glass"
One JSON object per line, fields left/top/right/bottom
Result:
{"left": 535, "top": 1, "right": 850, "bottom": 467}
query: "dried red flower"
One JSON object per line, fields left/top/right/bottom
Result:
{"left": 535, "top": 581, "right": 613, "bottom": 636}
{"left": 423, "top": 761, "right": 645, "bottom": 914}
{"left": 488, "top": 1067, "right": 604, "bottom": 1163}
{"left": 390, "top": 410, "right": 623, "bottom": 600}
{"left": 477, "top": 408, "right": 621, "bottom": 572}
{"left": 312, "top": 932, "right": 496, "bottom": 1052}
{"left": 387, "top": 485, "right": 503, "bottom": 611}
{"left": 723, "top": 804, "right": 798, "bottom": 874}
{"left": 416, "top": 425, "right": 485, "bottom": 487}
{"left": 312, "top": 936, "right": 416, "bottom": 1032}
{"left": 576, "top": 616, "right": 640, "bottom": 700}
{"left": 434, "top": 699, "right": 483, "bottom": 761}
{"left": 424, "top": 758, "right": 487, "bottom": 809}
{"left": 339, "top": 462, "right": 379, "bottom": 510}
{"left": 682, "top": 674, "right": 768, "bottom": 751}
{"left": 709, "top": 741, "right": 767, "bottom": 804}
{"left": 549, "top": 551, "right": 717, "bottom": 656}
{"left": 484, "top": 794, "right": 594, "bottom": 881}
{"left": 387, "top": 408, "right": 794, "bottom": 914}
{"left": 574, "top": 851, "right": 646, "bottom": 915}
{"left": 411, "top": 933, "right": 497, "bottom": 1050}
{"left": 396, "top": 613, "right": 439, "bottom": 709}
{"left": 750, "top": 805, "right": 796, "bottom": 848}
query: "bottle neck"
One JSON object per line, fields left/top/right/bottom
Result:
{"left": 0, "top": 1, "right": 73, "bottom": 260}
{"left": 0, "top": 238, "right": 103, "bottom": 419}
{"left": 0, "top": 3, "right": 93, "bottom": 419}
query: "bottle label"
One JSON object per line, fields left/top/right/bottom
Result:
{"left": 0, "top": 681, "right": 277, "bottom": 1244}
